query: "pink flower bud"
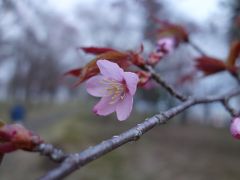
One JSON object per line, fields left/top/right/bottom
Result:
{"left": 147, "top": 37, "right": 176, "bottom": 65}
{"left": 156, "top": 37, "right": 176, "bottom": 54}
{"left": 230, "top": 117, "right": 240, "bottom": 139}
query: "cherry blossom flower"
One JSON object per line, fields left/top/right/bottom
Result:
{"left": 230, "top": 117, "right": 240, "bottom": 139}
{"left": 86, "top": 60, "right": 139, "bottom": 121}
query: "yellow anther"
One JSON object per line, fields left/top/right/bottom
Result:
{"left": 99, "top": 77, "right": 126, "bottom": 104}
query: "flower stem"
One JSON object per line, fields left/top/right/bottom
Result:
{"left": 188, "top": 40, "right": 206, "bottom": 56}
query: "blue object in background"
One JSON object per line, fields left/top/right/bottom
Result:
{"left": 10, "top": 104, "right": 26, "bottom": 122}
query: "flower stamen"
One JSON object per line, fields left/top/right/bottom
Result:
{"left": 99, "top": 78, "right": 126, "bottom": 104}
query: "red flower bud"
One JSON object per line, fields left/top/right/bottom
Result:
{"left": 230, "top": 117, "right": 240, "bottom": 139}
{"left": 0, "top": 123, "right": 43, "bottom": 153}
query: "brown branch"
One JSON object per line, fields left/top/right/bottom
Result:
{"left": 230, "top": 72, "right": 240, "bottom": 85}
{"left": 221, "top": 99, "right": 239, "bottom": 117}
{"left": 188, "top": 40, "right": 206, "bottom": 56}
{"left": 35, "top": 143, "right": 67, "bottom": 163}
{"left": 39, "top": 87, "right": 240, "bottom": 180}
{"left": 143, "top": 65, "right": 187, "bottom": 101}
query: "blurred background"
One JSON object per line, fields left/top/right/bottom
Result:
{"left": 0, "top": 0, "right": 240, "bottom": 179}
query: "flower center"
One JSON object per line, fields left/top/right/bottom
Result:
{"left": 101, "top": 78, "right": 126, "bottom": 104}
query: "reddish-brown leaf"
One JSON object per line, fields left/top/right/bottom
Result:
{"left": 66, "top": 51, "right": 130, "bottom": 87}
{"left": 128, "top": 51, "right": 145, "bottom": 67}
{"left": 64, "top": 68, "right": 82, "bottom": 77}
{"left": 64, "top": 45, "right": 149, "bottom": 87}
{"left": 226, "top": 41, "right": 240, "bottom": 67}
{"left": 80, "top": 47, "right": 117, "bottom": 55}
{"left": 125, "top": 44, "right": 146, "bottom": 67}
{"left": 195, "top": 56, "right": 227, "bottom": 75}
{"left": 153, "top": 18, "right": 189, "bottom": 43}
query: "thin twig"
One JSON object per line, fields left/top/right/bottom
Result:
{"left": 230, "top": 72, "right": 240, "bottom": 85}
{"left": 188, "top": 40, "right": 206, "bottom": 56}
{"left": 143, "top": 65, "right": 187, "bottom": 101}
{"left": 39, "top": 88, "right": 240, "bottom": 180}
{"left": 221, "top": 99, "right": 239, "bottom": 117}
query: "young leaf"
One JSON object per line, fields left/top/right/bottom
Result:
{"left": 128, "top": 51, "right": 145, "bottom": 67}
{"left": 65, "top": 51, "right": 130, "bottom": 87}
{"left": 195, "top": 56, "right": 227, "bottom": 75}
{"left": 64, "top": 68, "right": 82, "bottom": 77}
{"left": 80, "top": 47, "right": 117, "bottom": 55}
{"left": 153, "top": 18, "right": 189, "bottom": 43}
{"left": 226, "top": 41, "right": 240, "bottom": 67}
{"left": 126, "top": 44, "right": 146, "bottom": 67}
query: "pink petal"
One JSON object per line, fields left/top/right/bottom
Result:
{"left": 86, "top": 75, "right": 110, "bottom": 97}
{"left": 123, "top": 72, "right": 139, "bottom": 95}
{"left": 116, "top": 93, "right": 133, "bottom": 121}
{"left": 93, "top": 96, "right": 117, "bottom": 116}
{"left": 97, "top": 60, "right": 124, "bottom": 81}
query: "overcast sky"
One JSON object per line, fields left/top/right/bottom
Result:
{"left": 0, "top": 0, "right": 233, "bottom": 100}
{"left": 44, "top": 0, "right": 230, "bottom": 58}
{"left": 49, "top": 0, "right": 222, "bottom": 22}
{"left": 164, "top": 0, "right": 222, "bottom": 23}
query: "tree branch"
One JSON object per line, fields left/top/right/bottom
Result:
{"left": 39, "top": 87, "right": 240, "bottom": 180}
{"left": 34, "top": 143, "right": 67, "bottom": 163}
{"left": 143, "top": 65, "right": 187, "bottom": 101}
{"left": 221, "top": 99, "right": 239, "bottom": 117}
{"left": 188, "top": 40, "right": 206, "bottom": 56}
